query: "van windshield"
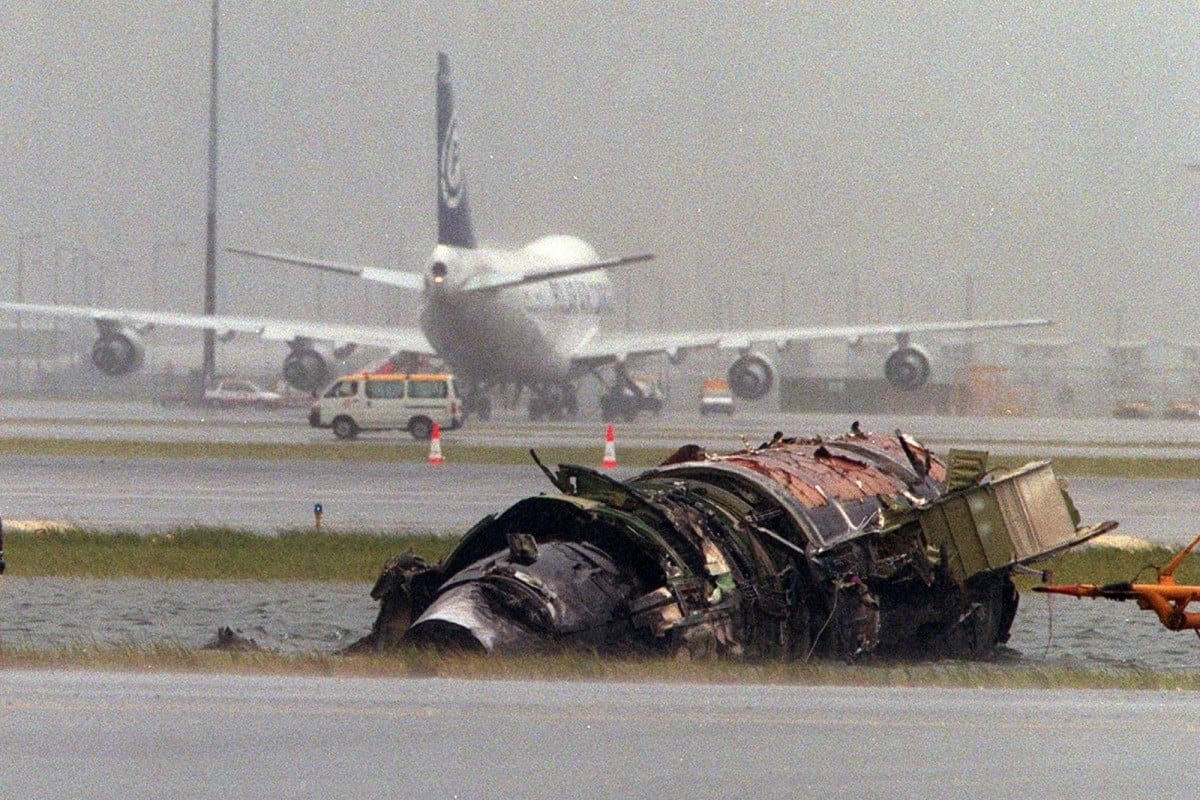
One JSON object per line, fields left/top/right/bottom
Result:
{"left": 324, "top": 381, "right": 358, "bottom": 398}
{"left": 407, "top": 379, "right": 448, "bottom": 399}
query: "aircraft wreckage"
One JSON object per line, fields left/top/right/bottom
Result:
{"left": 351, "top": 425, "right": 1115, "bottom": 660}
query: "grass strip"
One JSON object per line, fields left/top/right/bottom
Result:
{"left": 4, "top": 527, "right": 1196, "bottom": 589}
{"left": 5, "top": 434, "right": 1200, "bottom": 477}
{"left": 0, "top": 643, "right": 1197, "bottom": 690}
{"left": 2, "top": 527, "right": 456, "bottom": 581}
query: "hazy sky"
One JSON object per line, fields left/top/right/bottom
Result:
{"left": 2, "top": 2, "right": 1197, "bottom": 349}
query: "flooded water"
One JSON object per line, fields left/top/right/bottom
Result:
{"left": 2, "top": 577, "right": 1198, "bottom": 670}
{"left": 0, "top": 578, "right": 377, "bottom": 653}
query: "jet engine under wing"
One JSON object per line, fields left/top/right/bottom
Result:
{"left": 226, "top": 248, "right": 426, "bottom": 291}
{"left": 0, "top": 301, "right": 435, "bottom": 353}
{"left": 571, "top": 317, "right": 1051, "bottom": 365}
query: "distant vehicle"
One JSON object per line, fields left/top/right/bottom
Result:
{"left": 203, "top": 378, "right": 284, "bottom": 409}
{"left": 1112, "top": 400, "right": 1153, "bottom": 419}
{"left": 699, "top": 378, "right": 735, "bottom": 416}
{"left": 310, "top": 372, "right": 462, "bottom": 440}
{"left": 1164, "top": 400, "right": 1200, "bottom": 420}
{"left": 599, "top": 374, "right": 663, "bottom": 421}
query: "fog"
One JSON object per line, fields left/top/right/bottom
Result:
{"left": 1, "top": 2, "right": 1196, "bottom": 363}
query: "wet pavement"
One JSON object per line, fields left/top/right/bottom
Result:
{"left": 0, "top": 453, "right": 1195, "bottom": 542}
{"left": 10, "top": 400, "right": 1200, "bottom": 458}
{"left": 2, "top": 577, "right": 1197, "bottom": 669}
{"left": 5, "top": 672, "right": 1195, "bottom": 799}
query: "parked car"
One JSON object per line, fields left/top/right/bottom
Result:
{"left": 1164, "top": 400, "right": 1200, "bottom": 420}
{"left": 310, "top": 372, "right": 462, "bottom": 440}
{"left": 1112, "top": 400, "right": 1153, "bottom": 419}
{"left": 699, "top": 378, "right": 735, "bottom": 416}
{"left": 203, "top": 378, "right": 284, "bottom": 409}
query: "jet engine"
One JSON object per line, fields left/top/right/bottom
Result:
{"left": 727, "top": 352, "right": 775, "bottom": 400}
{"left": 884, "top": 345, "right": 930, "bottom": 391}
{"left": 282, "top": 345, "right": 331, "bottom": 394}
{"left": 350, "top": 428, "right": 1114, "bottom": 661}
{"left": 91, "top": 328, "right": 145, "bottom": 376}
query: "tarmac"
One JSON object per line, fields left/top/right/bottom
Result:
{"left": 2, "top": 401, "right": 1198, "bottom": 539}
{"left": 2, "top": 671, "right": 1193, "bottom": 799}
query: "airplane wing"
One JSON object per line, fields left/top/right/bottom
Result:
{"left": 571, "top": 318, "right": 1052, "bottom": 364}
{"left": 226, "top": 248, "right": 426, "bottom": 291}
{"left": 459, "top": 254, "right": 655, "bottom": 292}
{"left": 0, "top": 301, "right": 435, "bottom": 353}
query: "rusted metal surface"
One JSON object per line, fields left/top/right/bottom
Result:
{"left": 353, "top": 423, "right": 1110, "bottom": 662}
{"left": 714, "top": 431, "right": 945, "bottom": 509}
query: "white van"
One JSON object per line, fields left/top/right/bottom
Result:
{"left": 309, "top": 372, "right": 462, "bottom": 440}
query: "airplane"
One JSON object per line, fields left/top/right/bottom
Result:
{"left": 0, "top": 53, "right": 1050, "bottom": 422}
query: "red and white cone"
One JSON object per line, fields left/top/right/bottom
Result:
{"left": 601, "top": 423, "right": 618, "bottom": 469}
{"left": 427, "top": 422, "right": 444, "bottom": 465}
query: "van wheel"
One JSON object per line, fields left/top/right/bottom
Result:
{"left": 332, "top": 416, "right": 359, "bottom": 440}
{"left": 409, "top": 416, "right": 433, "bottom": 441}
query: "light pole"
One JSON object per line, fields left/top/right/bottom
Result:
{"left": 202, "top": 0, "right": 220, "bottom": 386}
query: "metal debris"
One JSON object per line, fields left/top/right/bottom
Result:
{"left": 352, "top": 424, "right": 1114, "bottom": 661}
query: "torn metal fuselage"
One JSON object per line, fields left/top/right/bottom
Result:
{"left": 353, "top": 427, "right": 1113, "bottom": 661}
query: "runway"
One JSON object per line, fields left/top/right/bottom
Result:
{"left": 4, "top": 400, "right": 1200, "bottom": 538}
{"left": 10, "top": 399, "right": 1200, "bottom": 458}
{"left": 2, "top": 670, "right": 1194, "bottom": 799}
{"left": 0, "top": 453, "right": 1194, "bottom": 541}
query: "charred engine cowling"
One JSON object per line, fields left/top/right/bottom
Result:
{"left": 282, "top": 342, "right": 331, "bottom": 394}
{"left": 727, "top": 352, "right": 775, "bottom": 400}
{"left": 91, "top": 326, "right": 145, "bottom": 376}
{"left": 355, "top": 427, "right": 1113, "bottom": 661}
{"left": 884, "top": 345, "right": 930, "bottom": 390}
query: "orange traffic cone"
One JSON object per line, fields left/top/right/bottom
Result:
{"left": 427, "top": 422, "right": 444, "bottom": 465}
{"left": 601, "top": 423, "right": 617, "bottom": 469}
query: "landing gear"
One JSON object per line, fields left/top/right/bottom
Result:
{"left": 462, "top": 390, "right": 492, "bottom": 422}
{"left": 598, "top": 369, "right": 661, "bottom": 423}
{"left": 527, "top": 383, "right": 578, "bottom": 422}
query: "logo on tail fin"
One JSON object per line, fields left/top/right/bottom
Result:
{"left": 439, "top": 114, "right": 464, "bottom": 209}
{"left": 437, "top": 52, "right": 475, "bottom": 248}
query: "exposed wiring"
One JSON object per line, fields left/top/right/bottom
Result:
{"left": 804, "top": 581, "right": 841, "bottom": 663}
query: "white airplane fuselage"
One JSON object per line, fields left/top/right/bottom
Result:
{"left": 418, "top": 234, "right": 611, "bottom": 384}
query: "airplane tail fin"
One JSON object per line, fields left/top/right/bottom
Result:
{"left": 437, "top": 52, "right": 476, "bottom": 248}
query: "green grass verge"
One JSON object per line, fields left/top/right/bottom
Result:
{"left": 2, "top": 527, "right": 456, "bottom": 581}
{"left": 3, "top": 527, "right": 1193, "bottom": 589}
{"left": 0, "top": 644, "right": 1197, "bottom": 690}
{"left": 5, "top": 434, "right": 1200, "bottom": 477}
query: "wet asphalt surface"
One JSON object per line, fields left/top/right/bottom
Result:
{"left": 3, "top": 671, "right": 1196, "bottom": 799}
{"left": 0, "top": 454, "right": 1194, "bottom": 543}
{"left": 10, "top": 399, "right": 1200, "bottom": 457}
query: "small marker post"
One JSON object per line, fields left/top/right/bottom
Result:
{"left": 313, "top": 503, "right": 323, "bottom": 533}
{"left": 428, "top": 422, "right": 444, "bottom": 465}
{"left": 601, "top": 423, "right": 618, "bottom": 469}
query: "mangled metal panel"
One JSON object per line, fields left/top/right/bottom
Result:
{"left": 918, "top": 460, "right": 1109, "bottom": 583}
{"left": 350, "top": 424, "right": 1114, "bottom": 662}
